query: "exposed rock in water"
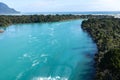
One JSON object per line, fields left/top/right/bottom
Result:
{"left": 0, "top": 30, "right": 4, "bottom": 33}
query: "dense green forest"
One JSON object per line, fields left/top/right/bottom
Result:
{"left": 82, "top": 18, "right": 120, "bottom": 80}
{"left": 0, "top": 14, "right": 113, "bottom": 27}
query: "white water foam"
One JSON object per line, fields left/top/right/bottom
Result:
{"left": 32, "top": 61, "right": 39, "bottom": 67}
{"left": 23, "top": 53, "right": 31, "bottom": 58}
{"left": 18, "top": 53, "right": 32, "bottom": 62}
{"left": 16, "top": 72, "right": 24, "bottom": 80}
{"left": 32, "top": 76, "right": 68, "bottom": 80}
{"left": 41, "top": 54, "right": 48, "bottom": 57}
{"left": 40, "top": 54, "right": 48, "bottom": 63}
{"left": 33, "top": 60, "right": 38, "bottom": 63}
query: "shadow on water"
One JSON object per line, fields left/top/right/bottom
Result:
{"left": 69, "top": 61, "right": 95, "bottom": 80}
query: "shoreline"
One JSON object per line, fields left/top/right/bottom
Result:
{"left": 81, "top": 18, "right": 120, "bottom": 80}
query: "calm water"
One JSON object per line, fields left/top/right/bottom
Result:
{"left": 3, "top": 11, "right": 120, "bottom": 15}
{"left": 0, "top": 19, "right": 97, "bottom": 80}
{"left": 22, "top": 11, "right": 120, "bottom": 15}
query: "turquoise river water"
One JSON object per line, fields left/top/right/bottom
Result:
{"left": 0, "top": 19, "right": 97, "bottom": 80}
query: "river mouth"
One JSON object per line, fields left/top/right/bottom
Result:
{"left": 0, "top": 19, "right": 97, "bottom": 80}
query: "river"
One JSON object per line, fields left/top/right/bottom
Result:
{"left": 0, "top": 19, "right": 97, "bottom": 80}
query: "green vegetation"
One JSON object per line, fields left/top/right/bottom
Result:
{"left": 0, "top": 15, "right": 113, "bottom": 27}
{"left": 82, "top": 18, "right": 120, "bottom": 80}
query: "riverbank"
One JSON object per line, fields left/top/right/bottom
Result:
{"left": 82, "top": 18, "right": 120, "bottom": 80}
{"left": 0, "top": 15, "right": 113, "bottom": 27}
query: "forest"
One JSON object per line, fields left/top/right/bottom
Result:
{"left": 0, "top": 14, "right": 113, "bottom": 27}
{"left": 82, "top": 18, "right": 120, "bottom": 80}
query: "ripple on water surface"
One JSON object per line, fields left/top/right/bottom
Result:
{"left": 0, "top": 20, "right": 97, "bottom": 80}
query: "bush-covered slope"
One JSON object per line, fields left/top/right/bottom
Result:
{"left": 82, "top": 18, "right": 120, "bottom": 80}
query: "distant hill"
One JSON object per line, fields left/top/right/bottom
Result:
{"left": 0, "top": 2, "right": 20, "bottom": 14}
